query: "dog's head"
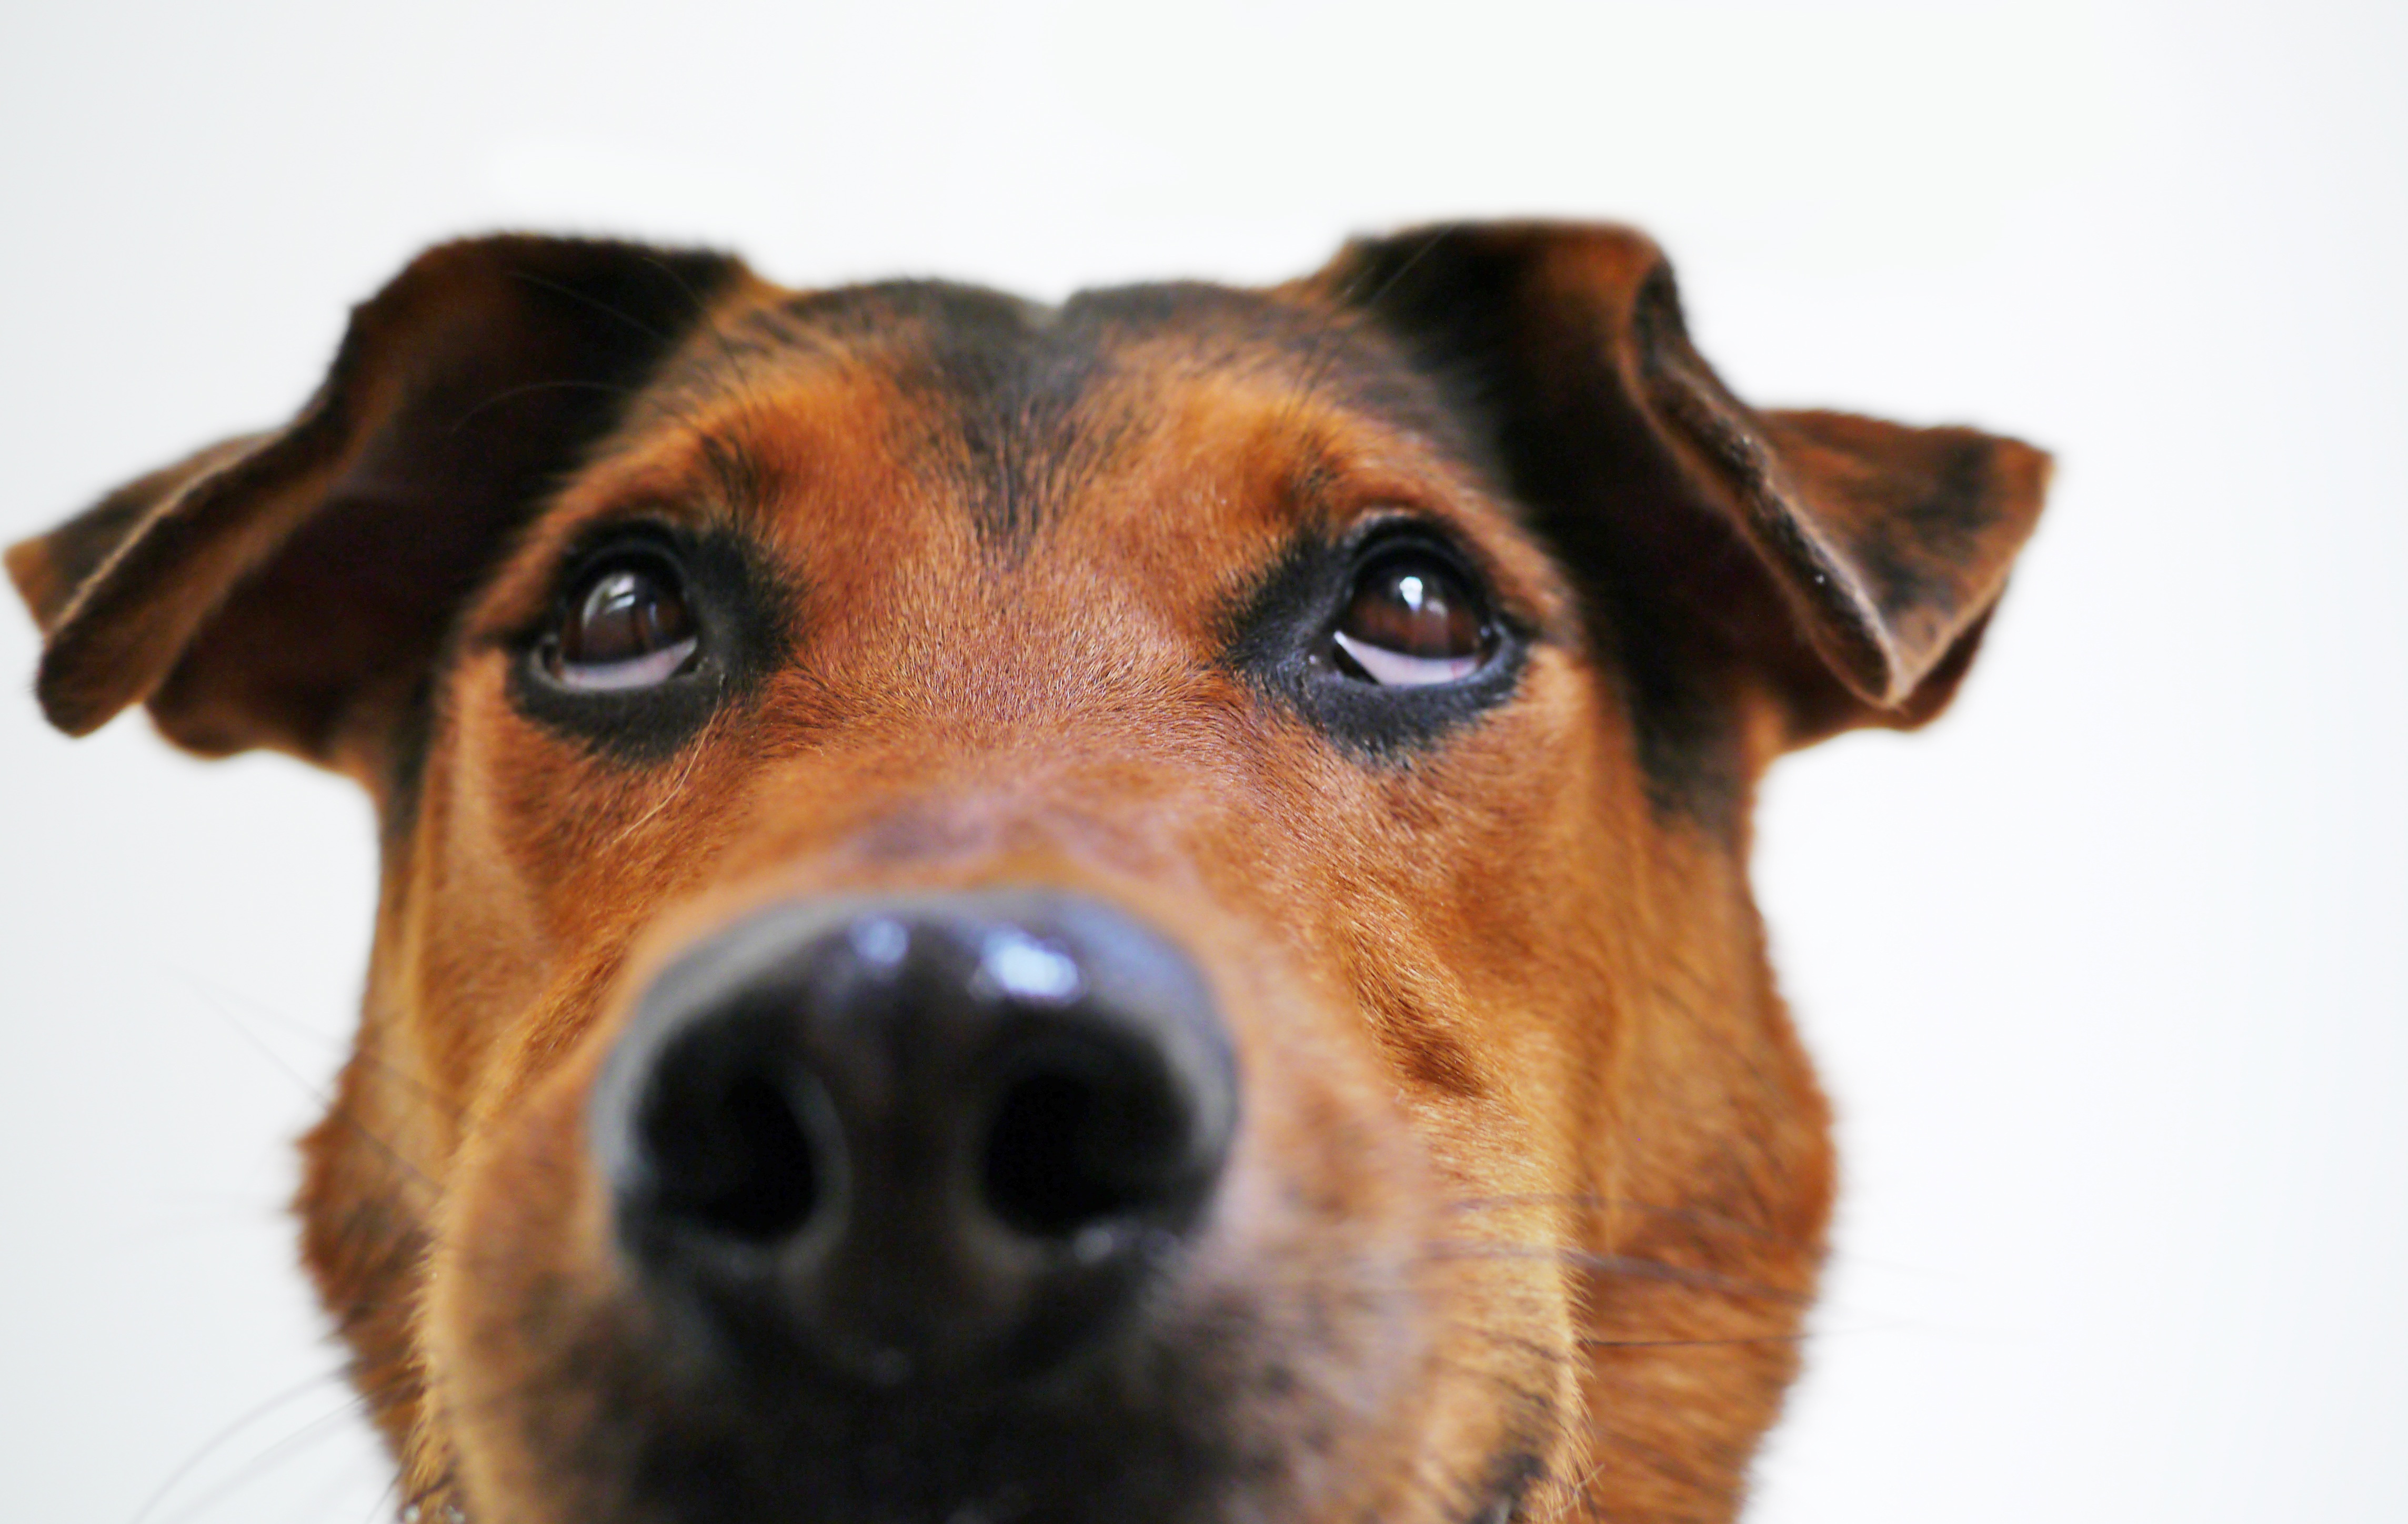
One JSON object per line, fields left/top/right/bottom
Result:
{"left": 9, "top": 224, "right": 2045, "bottom": 1524}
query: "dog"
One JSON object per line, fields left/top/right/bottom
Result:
{"left": 8, "top": 222, "right": 2047, "bottom": 1524}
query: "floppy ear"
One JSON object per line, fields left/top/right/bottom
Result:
{"left": 6, "top": 235, "right": 759, "bottom": 774}
{"left": 1317, "top": 222, "right": 2050, "bottom": 750}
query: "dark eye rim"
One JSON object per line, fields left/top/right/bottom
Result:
{"left": 506, "top": 519, "right": 792, "bottom": 765}
{"left": 1219, "top": 515, "right": 1536, "bottom": 761}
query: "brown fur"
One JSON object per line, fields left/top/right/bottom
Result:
{"left": 8, "top": 222, "right": 2046, "bottom": 1524}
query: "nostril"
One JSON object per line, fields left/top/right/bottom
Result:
{"left": 981, "top": 1042, "right": 1188, "bottom": 1240}
{"left": 640, "top": 1051, "right": 825, "bottom": 1247}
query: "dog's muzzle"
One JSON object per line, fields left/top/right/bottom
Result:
{"left": 591, "top": 889, "right": 1240, "bottom": 1392}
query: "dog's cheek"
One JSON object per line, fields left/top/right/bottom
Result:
{"left": 403, "top": 660, "right": 752, "bottom": 1093}
{"left": 1335, "top": 662, "right": 1641, "bottom": 1515}
{"left": 422, "top": 1021, "right": 638, "bottom": 1524}
{"left": 393, "top": 664, "right": 577, "bottom": 1093}
{"left": 1196, "top": 1036, "right": 1438, "bottom": 1516}
{"left": 293, "top": 1049, "right": 443, "bottom": 1462}
{"left": 1149, "top": 697, "right": 1610, "bottom": 1516}
{"left": 1185, "top": 943, "right": 1553, "bottom": 1524}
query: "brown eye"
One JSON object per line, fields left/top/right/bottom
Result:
{"left": 549, "top": 560, "right": 698, "bottom": 691}
{"left": 1331, "top": 551, "right": 1492, "bottom": 687}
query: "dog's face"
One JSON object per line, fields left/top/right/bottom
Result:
{"left": 8, "top": 225, "right": 2046, "bottom": 1524}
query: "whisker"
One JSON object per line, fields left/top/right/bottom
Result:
{"left": 170, "top": 974, "right": 464, "bottom": 1127}
{"left": 495, "top": 266, "right": 781, "bottom": 491}
{"left": 442, "top": 378, "right": 640, "bottom": 438}
{"left": 128, "top": 1369, "right": 356, "bottom": 1524}
{"left": 1442, "top": 1194, "right": 1795, "bottom": 1245}
{"left": 1578, "top": 1334, "right": 1806, "bottom": 1350}
{"left": 640, "top": 253, "right": 780, "bottom": 422}
{"left": 1279, "top": 227, "right": 1457, "bottom": 432}
{"left": 1454, "top": 1326, "right": 1579, "bottom": 1366}
{"left": 150, "top": 1391, "right": 373, "bottom": 1524}
{"left": 362, "top": 1473, "right": 404, "bottom": 1524}
{"left": 609, "top": 705, "right": 724, "bottom": 848}
{"left": 505, "top": 269, "right": 676, "bottom": 347}
{"left": 168, "top": 976, "right": 442, "bottom": 1203}
{"left": 1420, "top": 1240, "right": 1809, "bottom": 1305}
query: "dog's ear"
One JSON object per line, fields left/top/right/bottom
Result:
{"left": 6, "top": 236, "right": 759, "bottom": 772}
{"left": 1317, "top": 222, "right": 2050, "bottom": 749}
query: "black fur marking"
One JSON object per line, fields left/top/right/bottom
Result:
{"left": 1470, "top": 1447, "right": 1547, "bottom": 1523}
{"left": 1330, "top": 232, "right": 1757, "bottom": 827}
{"left": 75, "top": 240, "right": 759, "bottom": 764}
{"left": 767, "top": 281, "right": 1115, "bottom": 547}
{"left": 366, "top": 247, "right": 749, "bottom": 821}
{"left": 34, "top": 477, "right": 162, "bottom": 612}
{"left": 507, "top": 521, "right": 794, "bottom": 765}
{"left": 379, "top": 670, "right": 437, "bottom": 846}
{"left": 748, "top": 279, "right": 1499, "bottom": 550}
{"left": 1854, "top": 433, "right": 2000, "bottom": 621}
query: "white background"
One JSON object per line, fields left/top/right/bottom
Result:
{"left": 4, "top": 2, "right": 2402, "bottom": 1520}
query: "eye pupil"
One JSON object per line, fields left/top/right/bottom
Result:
{"left": 548, "top": 558, "right": 698, "bottom": 689}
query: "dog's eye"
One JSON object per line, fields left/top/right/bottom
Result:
{"left": 547, "top": 559, "right": 698, "bottom": 690}
{"left": 1330, "top": 551, "right": 1492, "bottom": 687}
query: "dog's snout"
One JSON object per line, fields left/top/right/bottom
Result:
{"left": 593, "top": 890, "right": 1238, "bottom": 1386}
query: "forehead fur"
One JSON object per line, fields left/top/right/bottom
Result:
{"left": 619, "top": 278, "right": 1502, "bottom": 543}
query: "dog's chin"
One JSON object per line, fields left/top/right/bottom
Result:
{"left": 436, "top": 1276, "right": 1478, "bottom": 1524}
{"left": 459, "top": 1424, "right": 1537, "bottom": 1524}
{"left": 438, "top": 1289, "right": 1552, "bottom": 1524}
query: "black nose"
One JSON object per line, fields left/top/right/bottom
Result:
{"left": 591, "top": 890, "right": 1237, "bottom": 1388}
